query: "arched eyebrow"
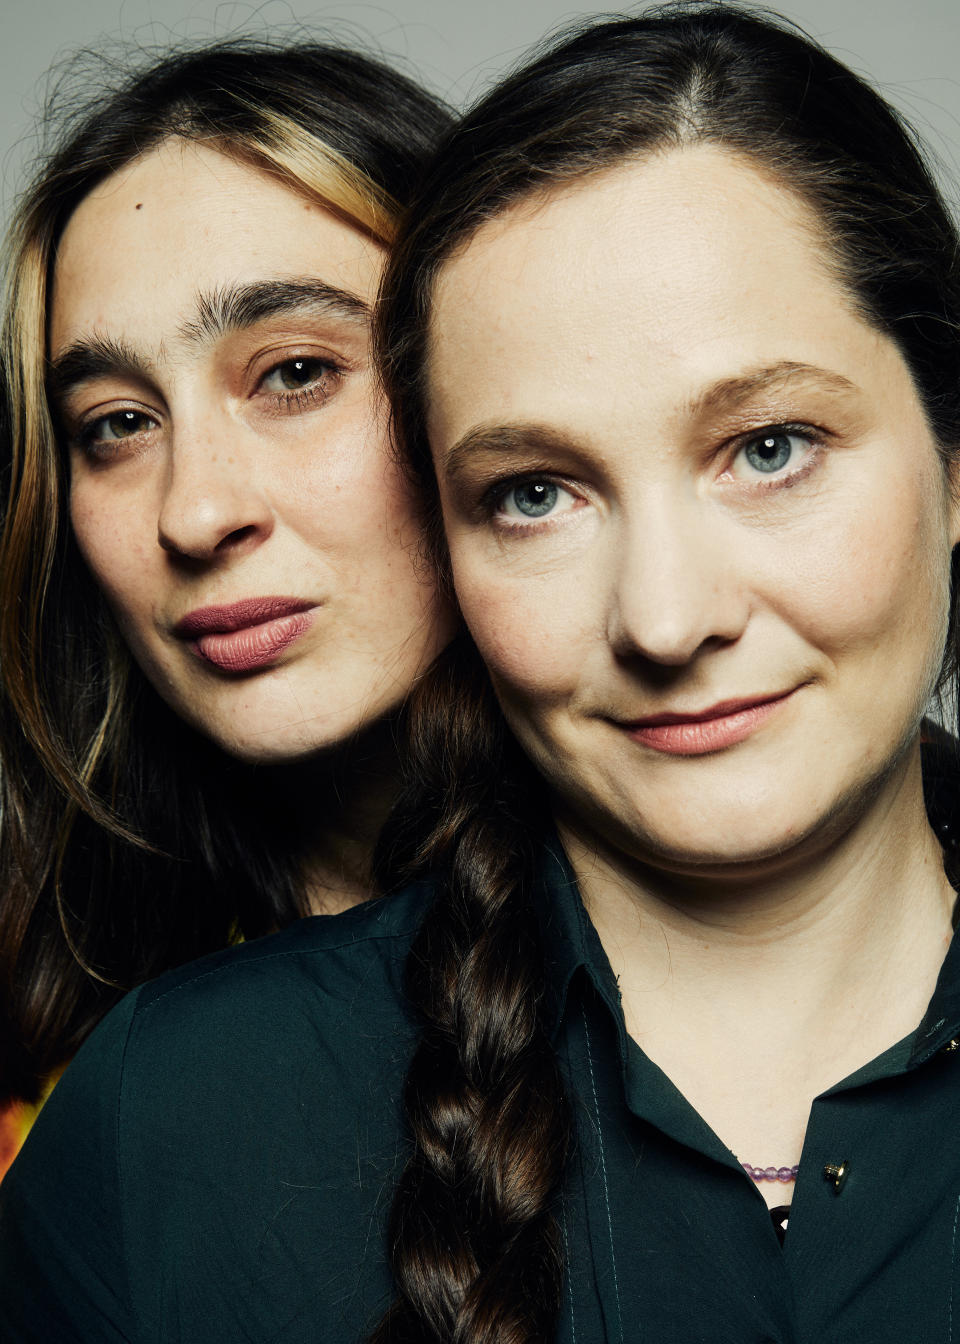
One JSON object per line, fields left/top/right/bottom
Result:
{"left": 684, "top": 360, "right": 858, "bottom": 421}
{"left": 48, "top": 277, "right": 371, "bottom": 403}
{"left": 445, "top": 424, "right": 576, "bottom": 480}
{"left": 442, "top": 360, "right": 860, "bottom": 476}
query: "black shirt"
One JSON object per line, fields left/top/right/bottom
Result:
{"left": 3, "top": 843, "right": 960, "bottom": 1342}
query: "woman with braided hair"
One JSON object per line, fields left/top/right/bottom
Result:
{"left": 4, "top": 5, "right": 960, "bottom": 1341}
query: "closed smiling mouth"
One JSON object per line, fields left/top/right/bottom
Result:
{"left": 619, "top": 689, "right": 798, "bottom": 756}
{"left": 174, "top": 597, "right": 316, "bottom": 674}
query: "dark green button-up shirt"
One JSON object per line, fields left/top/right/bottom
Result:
{"left": 3, "top": 841, "right": 960, "bottom": 1342}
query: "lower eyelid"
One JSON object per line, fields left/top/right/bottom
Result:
{"left": 264, "top": 370, "right": 342, "bottom": 411}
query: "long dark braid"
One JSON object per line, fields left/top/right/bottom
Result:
{"left": 372, "top": 634, "right": 569, "bottom": 1342}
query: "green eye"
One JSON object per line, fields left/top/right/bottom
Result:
{"left": 77, "top": 408, "right": 158, "bottom": 457}
{"left": 91, "top": 410, "right": 154, "bottom": 441}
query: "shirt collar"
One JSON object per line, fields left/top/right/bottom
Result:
{"left": 536, "top": 836, "right": 622, "bottom": 1041}
{"left": 910, "top": 730, "right": 960, "bottom": 1062}
{"left": 535, "top": 835, "right": 740, "bottom": 1166}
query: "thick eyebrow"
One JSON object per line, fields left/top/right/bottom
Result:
{"left": 179, "top": 278, "right": 371, "bottom": 345}
{"left": 48, "top": 335, "right": 153, "bottom": 405}
{"left": 443, "top": 361, "right": 860, "bottom": 477}
{"left": 48, "top": 278, "right": 371, "bottom": 404}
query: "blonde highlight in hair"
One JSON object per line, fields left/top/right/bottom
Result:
{"left": 1, "top": 167, "right": 170, "bottom": 844}
{"left": 235, "top": 108, "right": 400, "bottom": 245}
{"left": 0, "top": 58, "right": 410, "bottom": 841}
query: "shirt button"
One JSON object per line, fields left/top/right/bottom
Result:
{"left": 942, "top": 1038, "right": 960, "bottom": 1053}
{"left": 823, "top": 1158, "right": 850, "bottom": 1193}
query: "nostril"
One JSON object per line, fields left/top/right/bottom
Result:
{"left": 215, "top": 523, "right": 260, "bottom": 552}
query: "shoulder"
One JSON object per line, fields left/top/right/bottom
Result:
{"left": 15, "top": 878, "right": 434, "bottom": 1141}
{"left": 116, "top": 878, "right": 434, "bottom": 1084}
{"left": 134, "top": 878, "right": 432, "bottom": 1018}
{"left": 0, "top": 881, "right": 435, "bottom": 1337}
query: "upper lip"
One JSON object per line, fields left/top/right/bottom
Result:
{"left": 173, "top": 597, "right": 315, "bottom": 639}
{"left": 623, "top": 690, "right": 794, "bottom": 728}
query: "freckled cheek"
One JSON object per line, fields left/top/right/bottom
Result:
{"left": 69, "top": 485, "right": 158, "bottom": 632}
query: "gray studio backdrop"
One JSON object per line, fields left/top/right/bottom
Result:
{"left": 2, "top": 0, "right": 959, "bottom": 220}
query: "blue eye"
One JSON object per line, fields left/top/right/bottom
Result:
{"left": 504, "top": 481, "right": 559, "bottom": 517}
{"left": 496, "top": 479, "right": 581, "bottom": 524}
{"left": 745, "top": 433, "right": 793, "bottom": 473}
{"left": 734, "top": 428, "right": 817, "bottom": 481}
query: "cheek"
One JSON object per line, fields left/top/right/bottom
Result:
{"left": 779, "top": 466, "right": 951, "bottom": 665}
{"left": 450, "top": 549, "right": 592, "bottom": 707}
{"left": 69, "top": 480, "right": 157, "bottom": 627}
{"left": 293, "top": 420, "right": 419, "bottom": 563}
{"left": 290, "top": 432, "right": 446, "bottom": 649}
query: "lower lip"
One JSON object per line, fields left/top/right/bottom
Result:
{"left": 192, "top": 610, "right": 314, "bottom": 673}
{"left": 625, "top": 694, "right": 793, "bottom": 756}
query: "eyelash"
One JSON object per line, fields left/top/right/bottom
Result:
{"left": 74, "top": 409, "right": 155, "bottom": 460}
{"left": 71, "top": 355, "right": 345, "bottom": 459}
{"left": 262, "top": 356, "right": 343, "bottom": 414}
{"left": 479, "top": 473, "right": 582, "bottom": 532}
{"left": 477, "top": 421, "right": 826, "bottom": 532}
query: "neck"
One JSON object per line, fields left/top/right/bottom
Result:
{"left": 260, "top": 715, "right": 405, "bottom": 915}
{"left": 562, "top": 740, "right": 952, "bottom": 978}
{"left": 557, "top": 738, "right": 956, "bottom": 1185}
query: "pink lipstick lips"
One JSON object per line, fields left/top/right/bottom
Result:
{"left": 624, "top": 690, "right": 795, "bottom": 756}
{"left": 175, "top": 597, "right": 315, "bottom": 674}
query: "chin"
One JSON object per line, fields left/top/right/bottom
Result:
{"left": 174, "top": 696, "right": 377, "bottom": 766}
{"left": 212, "top": 713, "right": 390, "bottom": 765}
{"left": 569, "top": 740, "right": 915, "bottom": 881}
{"left": 213, "top": 732, "right": 334, "bottom": 766}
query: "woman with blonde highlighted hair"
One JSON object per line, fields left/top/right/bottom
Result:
{"left": 0, "top": 40, "right": 452, "bottom": 1135}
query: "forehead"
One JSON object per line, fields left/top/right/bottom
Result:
{"left": 50, "top": 138, "right": 383, "bottom": 356}
{"left": 426, "top": 144, "right": 893, "bottom": 445}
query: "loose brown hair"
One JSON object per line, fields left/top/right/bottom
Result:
{"left": 0, "top": 39, "right": 453, "bottom": 1104}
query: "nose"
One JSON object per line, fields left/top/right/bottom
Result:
{"left": 605, "top": 491, "right": 749, "bottom": 666}
{"left": 157, "top": 424, "right": 273, "bottom": 562}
